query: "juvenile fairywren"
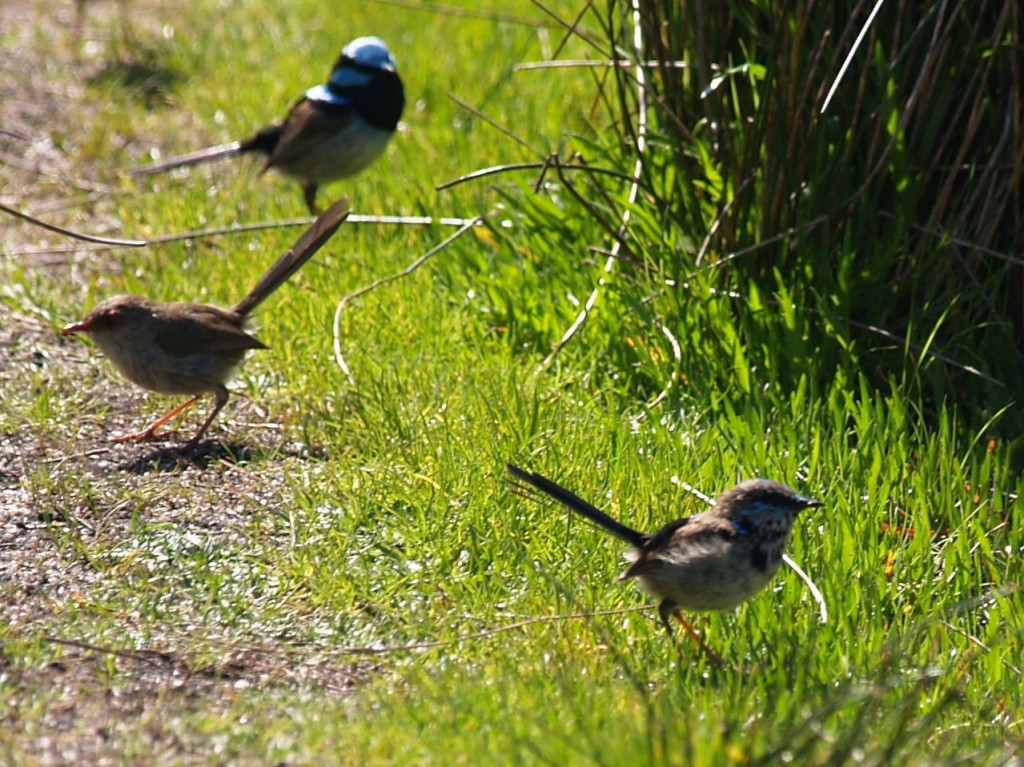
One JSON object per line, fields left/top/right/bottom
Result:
{"left": 506, "top": 464, "right": 823, "bottom": 633}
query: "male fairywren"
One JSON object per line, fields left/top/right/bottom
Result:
{"left": 133, "top": 36, "right": 404, "bottom": 213}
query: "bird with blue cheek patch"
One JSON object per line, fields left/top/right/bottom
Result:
{"left": 133, "top": 36, "right": 404, "bottom": 214}
{"left": 506, "top": 464, "right": 823, "bottom": 637}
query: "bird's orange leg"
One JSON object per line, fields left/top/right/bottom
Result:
{"left": 675, "top": 614, "right": 726, "bottom": 667}
{"left": 181, "top": 389, "right": 229, "bottom": 451}
{"left": 113, "top": 395, "right": 202, "bottom": 443}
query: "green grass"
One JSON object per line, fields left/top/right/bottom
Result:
{"left": 1, "top": 0, "right": 1022, "bottom": 764}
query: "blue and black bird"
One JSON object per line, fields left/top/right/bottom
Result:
{"left": 506, "top": 464, "right": 823, "bottom": 634}
{"left": 132, "top": 36, "right": 404, "bottom": 214}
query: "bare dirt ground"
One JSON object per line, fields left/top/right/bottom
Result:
{"left": 1, "top": 4, "right": 371, "bottom": 763}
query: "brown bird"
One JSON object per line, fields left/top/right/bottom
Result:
{"left": 131, "top": 37, "right": 404, "bottom": 214}
{"left": 62, "top": 198, "right": 350, "bottom": 449}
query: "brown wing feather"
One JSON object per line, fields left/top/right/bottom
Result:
{"left": 153, "top": 303, "right": 266, "bottom": 356}
{"left": 620, "top": 515, "right": 737, "bottom": 581}
{"left": 265, "top": 99, "right": 355, "bottom": 171}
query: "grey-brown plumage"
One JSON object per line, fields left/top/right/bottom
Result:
{"left": 506, "top": 464, "right": 823, "bottom": 633}
{"left": 61, "top": 199, "right": 350, "bottom": 449}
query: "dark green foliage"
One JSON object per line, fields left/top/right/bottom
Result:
{"left": 494, "top": 0, "right": 1022, "bottom": 430}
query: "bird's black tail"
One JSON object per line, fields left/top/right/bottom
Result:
{"left": 506, "top": 464, "right": 645, "bottom": 548}
{"left": 130, "top": 141, "right": 244, "bottom": 177}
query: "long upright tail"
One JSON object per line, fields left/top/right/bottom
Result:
{"left": 130, "top": 141, "right": 245, "bottom": 177}
{"left": 232, "top": 198, "right": 350, "bottom": 317}
{"left": 506, "top": 464, "right": 645, "bottom": 547}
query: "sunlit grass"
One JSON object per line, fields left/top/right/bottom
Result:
{"left": 0, "top": 0, "right": 1021, "bottom": 764}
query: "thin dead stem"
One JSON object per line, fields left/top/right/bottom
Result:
{"left": 369, "top": 0, "right": 542, "bottom": 26}
{"left": 333, "top": 217, "right": 482, "bottom": 385}
{"left": 37, "top": 606, "right": 653, "bottom": 671}
{"left": 0, "top": 202, "right": 146, "bottom": 247}
{"left": 534, "top": 0, "right": 649, "bottom": 376}
{"left": 4, "top": 214, "right": 478, "bottom": 257}
{"left": 448, "top": 94, "right": 547, "bottom": 157}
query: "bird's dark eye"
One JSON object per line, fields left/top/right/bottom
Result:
{"left": 92, "top": 309, "right": 122, "bottom": 329}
